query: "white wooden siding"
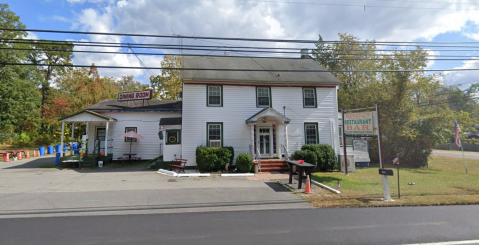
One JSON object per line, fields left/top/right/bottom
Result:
{"left": 85, "top": 111, "right": 181, "bottom": 160}
{"left": 182, "top": 84, "right": 339, "bottom": 165}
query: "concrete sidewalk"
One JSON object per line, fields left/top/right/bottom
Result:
{"left": 0, "top": 156, "right": 311, "bottom": 218}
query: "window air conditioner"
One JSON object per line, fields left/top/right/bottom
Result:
{"left": 209, "top": 140, "right": 221, "bottom": 148}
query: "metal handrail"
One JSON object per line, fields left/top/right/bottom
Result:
{"left": 256, "top": 147, "right": 261, "bottom": 172}
{"left": 281, "top": 144, "right": 290, "bottom": 161}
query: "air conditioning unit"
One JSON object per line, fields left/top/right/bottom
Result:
{"left": 339, "top": 155, "right": 355, "bottom": 173}
{"left": 209, "top": 140, "right": 221, "bottom": 148}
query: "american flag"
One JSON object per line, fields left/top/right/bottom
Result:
{"left": 455, "top": 121, "right": 462, "bottom": 147}
{"left": 335, "top": 181, "right": 340, "bottom": 190}
{"left": 392, "top": 156, "right": 399, "bottom": 164}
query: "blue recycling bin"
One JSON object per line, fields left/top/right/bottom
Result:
{"left": 38, "top": 147, "right": 45, "bottom": 156}
{"left": 47, "top": 145, "right": 54, "bottom": 155}
{"left": 73, "top": 143, "right": 78, "bottom": 149}
{"left": 63, "top": 145, "right": 68, "bottom": 153}
{"left": 55, "top": 153, "right": 60, "bottom": 167}
{"left": 56, "top": 145, "right": 61, "bottom": 154}
{"left": 74, "top": 149, "right": 79, "bottom": 155}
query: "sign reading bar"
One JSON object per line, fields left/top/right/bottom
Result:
{"left": 118, "top": 90, "right": 153, "bottom": 101}
{"left": 379, "top": 168, "right": 394, "bottom": 176}
{"left": 344, "top": 111, "right": 374, "bottom": 135}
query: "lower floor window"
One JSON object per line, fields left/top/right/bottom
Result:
{"left": 305, "top": 123, "right": 319, "bottom": 144}
{"left": 207, "top": 123, "right": 223, "bottom": 147}
{"left": 166, "top": 129, "right": 181, "bottom": 144}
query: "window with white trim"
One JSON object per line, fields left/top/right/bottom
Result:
{"left": 303, "top": 88, "right": 316, "bottom": 107}
{"left": 256, "top": 87, "right": 271, "bottom": 107}
{"left": 207, "top": 85, "right": 222, "bottom": 106}
{"left": 207, "top": 123, "right": 223, "bottom": 147}
{"left": 304, "top": 123, "right": 319, "bottom": 144}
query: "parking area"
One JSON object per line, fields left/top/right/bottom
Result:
{"left": 0, "top": 156, "right": 311, "bottom": 218}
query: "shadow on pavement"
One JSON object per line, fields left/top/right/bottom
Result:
{"left": 264, "top": 182, "right": 291, "bottom": 192}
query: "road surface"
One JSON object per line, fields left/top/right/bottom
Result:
{"left": 1, "top": 205, "right": 479, "bottom": 245}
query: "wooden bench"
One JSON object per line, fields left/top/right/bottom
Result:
{"left": 169, "top": 158, "right": 187, "bottom": 173}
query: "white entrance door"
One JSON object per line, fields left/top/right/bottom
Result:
{"left": 96, "top": 127, "right": 106, "bottom": 153}
{"left": 259, "top": 127, "right": 272, "bottom": 157}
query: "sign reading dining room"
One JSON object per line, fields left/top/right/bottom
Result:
{"left": 118, "top": 90, "right": 153, "bottom": 101}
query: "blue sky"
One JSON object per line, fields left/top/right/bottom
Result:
{"left": 5, "top": 0, "right": 479, "bottom": 86}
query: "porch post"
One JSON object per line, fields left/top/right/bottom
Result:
{"left": 250, "top": 124, "right": 255, "bottom": 158}
{"left": 61, "top": 122, "right": 65, "bottom": 157}
{"left": 105, "top": 121, "right": 109, "bottom": 155}
{"left": 71, "top": 122, "right": 74, "bottom": 155}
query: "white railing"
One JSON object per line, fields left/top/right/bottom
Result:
{"left": 281, "top": 144, "right": 290, "bottom": 161}
{"left": 256, "top": 147, "right": 261, "bottom": 172}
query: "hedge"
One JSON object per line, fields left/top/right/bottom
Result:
{"left": 196, "top": 145, "right": 234, "bottom": 172}
{"left": 291, "top": 144, "right": 337, "bottom": 172}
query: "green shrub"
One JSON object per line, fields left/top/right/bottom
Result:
{"left": 195, "top": 145, "right": 234, "bottom": 172}
{"left": 291, "top": 150, "right": 317, "bottom": 167}
{"left": 292, "top": 144, "right": 338, "bottom": 172}
{"left": 223, "top": 146, "right": 235, "bottom": 166}
{"left": 236, "top": 153, "right": 254, "bottom": 172}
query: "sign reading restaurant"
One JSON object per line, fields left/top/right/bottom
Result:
{"left": 118, "top": 90, "right": 153, "bottom": 101}
{"left": 344, "top": 111, "right": 374, "bottom": 135}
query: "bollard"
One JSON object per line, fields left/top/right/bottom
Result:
{"left": 26, "top": 151, "right": 30, "bottom": 159}
{"left": 17, "top": 152, "right": 22, "bottom": 160}
{"left": 4, "top": 153, "right": 10, "bottom": 162}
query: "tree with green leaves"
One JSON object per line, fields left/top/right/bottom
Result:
{"left": 150, "top": 55, "right": 182, "bottom": 100}
{"left": 0, "top": 4, "right": 40, "bottom": 139}
{"left": 314, "top": 33, "right": 475, "bottom": 167}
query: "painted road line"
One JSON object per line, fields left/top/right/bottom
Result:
{"left": 403, "top": 239, "right": 479, "bottom": 245}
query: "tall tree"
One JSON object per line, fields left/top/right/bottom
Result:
{"left": 0, "top": 4, "right": 40, "bottom": 137}
{"left": 150, "top": 55, "right": 182, "bottom": 100}
{"left": 314, "top": 33, "right": 474, "bottom": 167}
{"left": 28, "top": 40, "right": 73, "bottom": 132}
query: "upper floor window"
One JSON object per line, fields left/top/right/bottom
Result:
{"left": 207, "top": 85, "right": 222, "bottom": 107}
{"left": 303, "top": 88, "right": 317, "bottom": 108}
{"left": 256, "top": 87, "right": 271, "bottom": 108}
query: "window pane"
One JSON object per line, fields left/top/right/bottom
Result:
{"left": 304, "top": 88, "right": 315, "bottom": 107}
{"left": 208, "top": 86, "right": 221, "bottom": 106}
{"left": 257, "top": 87, "right": 270, "bottom": 107}
{"left": 208, "top": 124, "right": 221, "bottom": 140}
{"left": 305, "top": 124, "right": 317, "bottom": 144}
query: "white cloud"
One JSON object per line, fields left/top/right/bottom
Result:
{"left": 60, "top": 0, "right": 479, "bottom": 83}
{"left": 445, "top": 60, "right": 479, "bottom": 87}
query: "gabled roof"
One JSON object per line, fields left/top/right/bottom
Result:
{"left": 85, "top": 99, "right": 182, "bottom": 112}
{"left": 182, "top": 55, "right": 341, "bottom": 86}
{"left": 59, "top": 110, "right": 117, "bottom": 122}
{"left": 246, "top": 107, "right": 291, "bottom": 124}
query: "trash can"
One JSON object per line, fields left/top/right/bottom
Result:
{"left": 63, "top": 145, "right": 68, "bottom": 153}
{"left": 55, "top": 145, "right": 61, "bottom": 154}
{"left": 74, "top": 149, "right": 80, "bottom": 155}
{"left": 38, "top": 147, "right": 45, "bottom": 156}
{"left": 98, "top": 161, "right": 103, "bottom": 167}
{"left": 55, "top": 152, "right": 60, "bottom": 167}
{"left": 72, "top": 143, "right": 78, "bottom": 149}
{"left": 47, "top": 145, "right": 54, "bottom": 155}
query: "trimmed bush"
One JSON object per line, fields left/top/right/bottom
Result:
{"left": 291, "top": 150, "right": 317, "bottom": 167}
{"left": 236, "top": 153, "right": 254, "bottom": 172}
{"left": 291, "top": 144, "right": 338, "bottom": 172}
{"left": 196, "top": 145, "right": 234, "bottom": 172}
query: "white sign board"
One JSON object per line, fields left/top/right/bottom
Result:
{"left": 344, "top": 112, "right": 374, "bottom": 135}
{"left": 353, "top": 139, "right": 369, "bottom": 152}
{"left": 118, "top": 90, "right": 153, "bottom": 101}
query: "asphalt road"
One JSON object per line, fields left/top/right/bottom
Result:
{"left": 1, "top": 205, "right": 479, "bottom": 245}
{"left": 432, "top": 150, "right": 479, "bottom": 159}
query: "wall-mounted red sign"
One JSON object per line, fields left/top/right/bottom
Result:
{"left": 118, "top": 90, "right": 153, "bottom": 101}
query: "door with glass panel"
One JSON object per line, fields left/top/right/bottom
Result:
{"left": 259, "top": 127, "right": 272, "bottom": 157}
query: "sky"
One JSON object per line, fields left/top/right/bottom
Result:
{"left": 5, "top": 0, "right": 479, "bottom": 86}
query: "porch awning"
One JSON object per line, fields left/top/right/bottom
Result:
{"left": 59, "top": 110, "right": 117, "bottom": 122}
{"left": 160, "top": 117, "right": 182, "bottom": 126}
{"left": 245, "top": 108, "right": 291, "bottom": 124}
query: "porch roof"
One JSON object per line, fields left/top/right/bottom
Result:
{"left": 159, "top": 117, "right": 182, "bottom": 126}
{"left": 245, "top": 108, "right": 291, "bottom": 124}
{"left": 59, "top": 110, "right": 117, "bottom": 122}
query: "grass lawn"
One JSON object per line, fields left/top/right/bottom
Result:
{"left": 305, "top": 156, "right": 479, "bottom": 207}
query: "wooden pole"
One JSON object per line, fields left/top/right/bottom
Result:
{"left": 342, "top": 109, "right": 348, "bottom": 175}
